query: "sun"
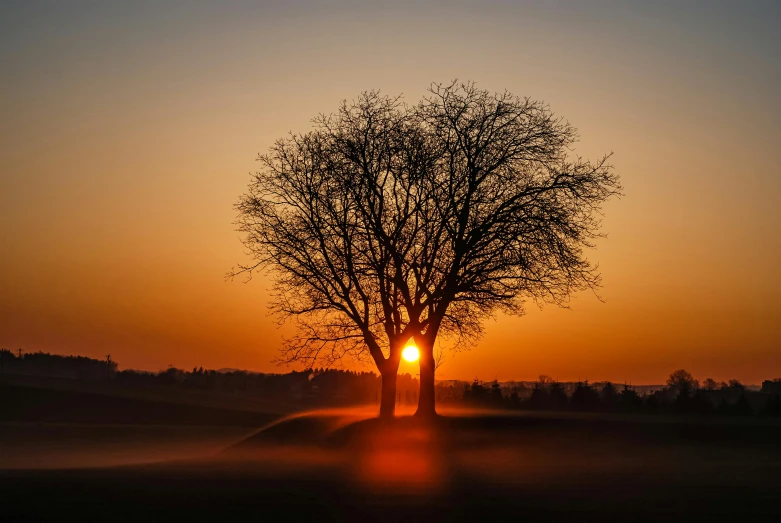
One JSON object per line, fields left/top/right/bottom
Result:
{"left": 402, "top": 345, "right": 420, "bottom": 362}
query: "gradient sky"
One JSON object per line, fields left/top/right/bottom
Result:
{"left": 1, "top": 1, "right": 779, "bottom": 384}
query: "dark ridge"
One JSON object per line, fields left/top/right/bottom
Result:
{"left": 0, "top": 383, "right": 277, "bottom": 427}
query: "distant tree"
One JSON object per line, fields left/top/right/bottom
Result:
{"left": 529, "top": 382, "right": 549, "bottom": 410}
{"left": 508, "top": 386, "right": 521, "bottom": 409}
{"left": 467, "top": 379, "right": 488, "bottom": 404}
{"left": 600, "top": 382, "right": 619, "bottom": 412}
{"left": 618, "top": 384, "right": 643, "bottom": 412}
{"left": 538, "top": 375, "right": 555, "bottom": 386}
{"left": 548, "top": 382, "right": 569, "bottom": 410}
{"left": 727, "top": 379, "right": 744, "bottom": 392}
{"left": 667, "top": 369, "right": 699, "bottom": 398}
{"left": 702, "top": 378, "right": 718, "bottom": 391}
{"left": 462, "top": 382, "right": 472, "bottom": 401}
{"left": 570, "top": 381, "right": 601, "bottom": 411}
{"left": 489, "top": 379, "right": 503, "bottom": 405}
{"left": 233, "top": 81, "right": 621, "bottom": 418}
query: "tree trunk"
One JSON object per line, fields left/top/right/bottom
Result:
{"left": 379, "top": 368, "right": 398, "bottom": 420}
{"left": 415, "top": 347, "right": 437, "bottom": 419}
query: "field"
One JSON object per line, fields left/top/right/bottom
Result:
{"left": 2, "top": 381, "right": 781, "bottom": 522}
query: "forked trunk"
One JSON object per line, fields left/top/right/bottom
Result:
{"left": 415, "top": 348, "right": 437, "bottom": 419}
{"left": 379, "top": 368, "right": 398, "bottom": 420}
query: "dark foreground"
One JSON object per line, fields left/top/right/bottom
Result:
{"left": 2, "top": 409, "right": 781, "bottom": 522}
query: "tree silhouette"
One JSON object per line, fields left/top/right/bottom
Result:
{"left": 727, "top": 379, "right": 745, "bottom": 392}
{"left": 618, "top": 384, "right": 643, "bottom": 412}
{"left": 233, "top": 81, "right": 620, "bottom": 418}
{"left": 548, "top": 382, "right": 569, "bottom": 410}
{"left": 702, "top": 378, "right": 718, "bottom": 391}
{"left": 667, "top": 369, "right": 699, "bottom": 398}
{"left": 570, "top": 381, "right": 600, "bottom": 411}
{"left": 600, "top": 382, "right": 619, "bottom": 412}
{"left": 489, "top": 379, "right": 503, "bottom": 405}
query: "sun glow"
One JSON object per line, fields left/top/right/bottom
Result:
{"left": 402, "top": 345, "right": 420, "bottom": 362}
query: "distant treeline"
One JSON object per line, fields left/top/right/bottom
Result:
{"left": 0, "top": 349, "right": 416, "bottom": 407}
{"left": 460, "top": 371, "right": 781, "bottom": 417}
{"left": 0, "top": 349, "right": 116, "bottom": 380}
{"left": 2, "top": 350, "right": 780, "bottom": 415}
{"left": 114, "top": 365, "right": 389, "bottom": 406}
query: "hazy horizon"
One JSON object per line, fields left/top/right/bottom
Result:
{"left": 2, "top": 1, "right": 780, "bottom": 384}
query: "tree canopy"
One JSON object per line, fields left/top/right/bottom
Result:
{"left": 234, "top": 81, "right": 621, "bottom": 417}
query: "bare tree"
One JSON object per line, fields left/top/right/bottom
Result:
{"left": 233, "top": 81, "right": 621, "bottom": 419}
{"left": 702, "top": 378, "right": 718, "bottom": 391}
{"left": 667, "top": 369, "right": 699, "bottom": 396}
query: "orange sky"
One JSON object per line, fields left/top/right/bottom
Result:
{"left": 1, "top": 1, "right": 779, "bottom": 384}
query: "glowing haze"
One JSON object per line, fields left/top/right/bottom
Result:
{"left": 1, "top": 1, "right": 779, "bottom": 384}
